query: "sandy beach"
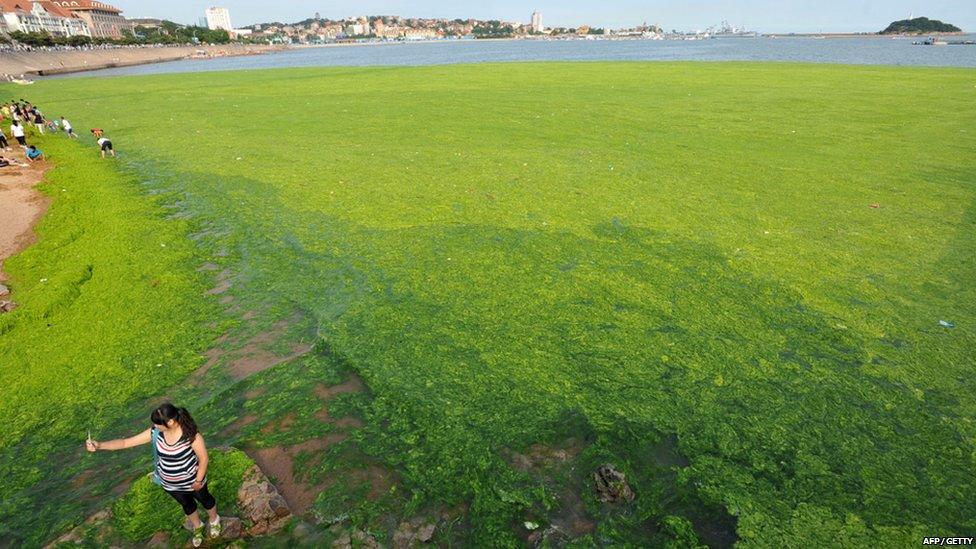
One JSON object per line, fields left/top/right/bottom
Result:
{"left": 0, "top": 44, "right": 282, "bottom": 77}
{"left": 0, "top": 150, "right": 49, "bottom": 282}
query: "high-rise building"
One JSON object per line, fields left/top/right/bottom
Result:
{"left": 205, "top": 6, "right": 232, "bottom": 31}
{"left": 531, "top": 11, "right": 542, "bottom": 33}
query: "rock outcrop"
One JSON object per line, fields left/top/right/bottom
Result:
{"left": 52, "top": 458, "right": 292, "bottom": 547}
{"left": 237, "top": 464, "right": 292, "bottom": 536}
{"left": 392, "top": 517, "right": 437, "bottom": 548}
{"left": 332, "top": 528, "right": 381, "bottom": 549}
{"left": 594, "top": 464, "right": 635, "bottom": 503}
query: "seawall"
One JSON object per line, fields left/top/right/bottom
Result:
{"left": 0, "top": 44, "right": 284, "bottom": 77}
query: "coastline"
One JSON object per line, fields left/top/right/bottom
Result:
{"left": 0, "top": 154, "right": 50, "bottom": 285}
{"left": 3, "top": 33, "right": 973, "bottom": 79}
{"left": 0, "top": 44, "right": 284, "bottom": 77}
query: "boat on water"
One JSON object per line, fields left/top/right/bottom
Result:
{"left": 914, "top": 37, "right": 948, "bottom": 46}
{"left": 709, "top": 20, "right": 758, "bottom": 38}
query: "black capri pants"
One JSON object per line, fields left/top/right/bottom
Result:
{"left": 166, "top": 484, "right": 216, "bottom": 515}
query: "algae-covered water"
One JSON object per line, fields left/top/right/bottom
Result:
{"left": 2, "top": 62, "right": 975, "bottom": 546}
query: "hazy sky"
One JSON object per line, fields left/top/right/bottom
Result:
{"left": 112, "top": 1, "right": 974, "bottom": 33}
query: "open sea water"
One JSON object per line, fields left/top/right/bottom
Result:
{"left": 53, "top": 35, "right": 976, "bottom": 79}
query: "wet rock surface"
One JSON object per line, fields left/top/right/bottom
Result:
{"left": 47, "top": 508, "right": 112, "bottom": 547}
{"left": 237, "top": 464, "right": 292, "bottom": 536}
{"left": 527, "top": 525, "right": 571, "bottom": 547}
{"left": 392, "top": 516, "right": 437, "bottom": 548}
{"left": 593, "top": 463, "right": 635, "bottom": 503}
{"left": 332, "top": 528, "right": 381, "bottom": 549}
{"left": 146, "top": 531, "right": 171, "bottom": 548}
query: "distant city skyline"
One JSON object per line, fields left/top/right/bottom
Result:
{"left": 108, "top": 1, "right": 974, "bottom": 33}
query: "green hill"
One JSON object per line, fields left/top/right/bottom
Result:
{"left": 880, "top": 17, "right": 961, "bottom": 34}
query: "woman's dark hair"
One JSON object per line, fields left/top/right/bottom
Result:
{"left": 150, "top": 403, "right": 198, "bottom": 442}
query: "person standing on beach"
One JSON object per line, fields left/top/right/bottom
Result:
{"left": 30, "top": 109, "right": 44, "bottom": 134}
{"left": 86, "top": 403, "right": 222, "bottom": 548}
{"left": 10, "top": 120, "right": 26, "bottom": 147}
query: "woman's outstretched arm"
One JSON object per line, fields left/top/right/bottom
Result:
{"left": 87, "top": 428, "right": 151, "bottom": 452}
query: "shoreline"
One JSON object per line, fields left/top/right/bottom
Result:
{"left": 0, "top": 153, "right": 50, "bottom": 286}
{"left": 0, "top": 44, "right": 284, "bottom": 77}
{"left": 3, "top": 32, "right": 974, "bottom": 78}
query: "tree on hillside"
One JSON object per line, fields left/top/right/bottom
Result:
{"left": 472, "top": 20, "right": 515, "bottom": 38}
{"left": 880, "top": 17, "right": 961, "bottom": 34}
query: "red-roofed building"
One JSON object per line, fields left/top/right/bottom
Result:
{"left": 38, "top": 1, "right": 90, "bottom": 36}
{"left": 0, "top": 0, "right": 91, "bottom": 37}
{"left": 0, "top": 1, "right": 43, "bottom": 34}
{"left": 50, "top": 0, "right": 128, "bottom": 38}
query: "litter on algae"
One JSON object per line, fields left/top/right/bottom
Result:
{"left": 939, "top": 320, "right": 956, "bottom": 328}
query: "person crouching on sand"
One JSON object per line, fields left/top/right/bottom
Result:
{"left": 0, "top": 127, "right": 10, "bottom": 151}
{"left": 86, "top": 403, "right": 222, "bottom": 547}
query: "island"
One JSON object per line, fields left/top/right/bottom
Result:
{"left": 880, "top": 17, "right": 961, "bottom": 35}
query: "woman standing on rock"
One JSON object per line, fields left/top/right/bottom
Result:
{"left": 86, "top": 403, "right": 222, "bottom": 547}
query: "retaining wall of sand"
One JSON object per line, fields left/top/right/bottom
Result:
{"left": 0, "top": 44, "right": 282, "bottom": 76}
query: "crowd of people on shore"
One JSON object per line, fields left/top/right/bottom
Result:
{"left": 0, "top": 99, "right": 116, "bottom": 168}
{"left": 0, "top": 42, "right": 175, "bottom": 54}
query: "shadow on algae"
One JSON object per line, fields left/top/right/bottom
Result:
{"left": 147, "top": 165, "right": 973, "bottom": 540}
{"left": 16, "top": 159, "right": 974, "bottom": 546}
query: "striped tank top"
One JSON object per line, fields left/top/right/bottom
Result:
{"left": 153, "top": 427, "right": 204, "bottom": 492}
